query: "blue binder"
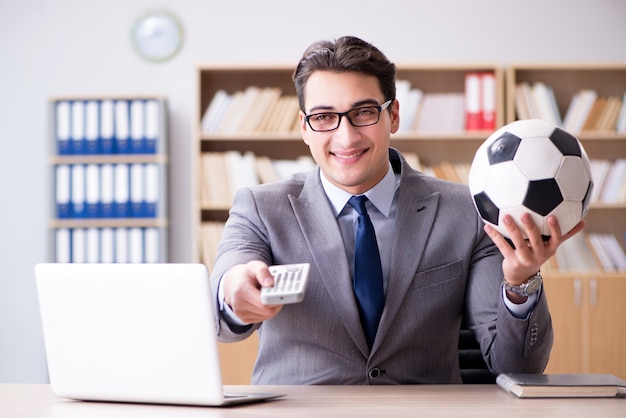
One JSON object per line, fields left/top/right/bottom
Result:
{"left": 114, "top": 100, "right": 131, "bottom": 154}
{"left": 70, "top": 101, "right": 86, "bottom": 155}
{"left": 56, "top": 101, "right": 71, "bottom": 155}
{"left": 130, "top": 100, "right": 146, "bottom": 154}
{"left": 70, "top": 164, "right": 86, "bottom": 218}
{"left": 100, "top": 100, "right": 115, "bottom": 154}
{"left": 130, "top": 163, "right": 146, "bottom": 217}
{"left": 55, "top": 165, "right": 71, "bottom": 219}
{"left": 85, "top": 164, "right": 101, "bottom": 218}
{"left": 113, "top": 163, "right": 130, "bottom": 218}
{"left": 144, "top": 99, "right": 159, "bottom": 154}
{"left": 84, "top": 101, "right": 100, "bottom": 155}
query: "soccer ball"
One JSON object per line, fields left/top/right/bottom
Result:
{"left": 468, "top": 119, "right": 593, "bottom": 240}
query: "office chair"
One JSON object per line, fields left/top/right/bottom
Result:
{"left": 458, "top": 325, "right": 497, "bottom": 384}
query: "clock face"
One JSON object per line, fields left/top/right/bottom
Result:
{"left": 131, "top": 11, "right": 183, "bottom": 62}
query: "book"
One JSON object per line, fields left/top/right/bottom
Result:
{"left": 532, "top": 82, "right": 561, "bottom": 127}
{"left": 464, "top": 72, "right": 482, "bottom": 130}
{"left": 200, "top": 89, "right": 229, "bottom": 134}
{"left": 496, "top": 373, "right": 626, "bottom": 398}
{"left": 581, "top": 96, "right": 607, "bottom": 132}
{"left": 480, "top": 72, "right": 496, "bottom": 130}
{"left": 616, "top": 92, "right": 626, "bottom": 133}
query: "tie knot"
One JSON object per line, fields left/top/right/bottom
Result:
{"left": 348, "top": 195, "right": 369, "bottom": 216}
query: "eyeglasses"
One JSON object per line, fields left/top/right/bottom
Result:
{"left": 304, "top": 100, "right": 392, "bottom": 132}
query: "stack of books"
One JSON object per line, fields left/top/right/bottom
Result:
{"left": 200, "top": 151, "right": 316, "bottom": 207}
{"left": 515, "top": 83, "right": 626, "bottom": 134}
{"left": 200, "top": 87, "right": 300, "bottom": 136}
{"left": 394, "top": 72, "right": 496, "bottom": 134}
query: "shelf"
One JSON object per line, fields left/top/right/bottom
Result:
{"left": 49, "top": 218, "right": 168, "bottom": 229}
{"left": 49, "top": 154, "right": 168, "bottom": 165}
{"left": 49, "top": 97, "right": 169, "bottom": 263}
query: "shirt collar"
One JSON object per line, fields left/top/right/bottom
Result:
{"left": 321, "top": 162, "right": 397, "bottom": 218}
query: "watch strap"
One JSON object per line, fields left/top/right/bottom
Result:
{"left": 503, "top": 271, "right": 543, "bottom": 297}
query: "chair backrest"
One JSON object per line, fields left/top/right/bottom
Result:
{"left": 458, "top": 326, "right": 496, "bottom": 384}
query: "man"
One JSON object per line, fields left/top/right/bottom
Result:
{"left": 209, "top": 36, "right": 584, "bottom": 384}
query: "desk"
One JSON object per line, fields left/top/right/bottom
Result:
{"left": 1, "top": 384, "right": 624, "bottom": 417}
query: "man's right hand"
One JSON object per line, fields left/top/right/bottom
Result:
{"left": 222, "top": 260, "right": 283, "bottom": 324}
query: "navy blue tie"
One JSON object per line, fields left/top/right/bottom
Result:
{"left": 348, "top": 195, "right": 384, "bottom": 349}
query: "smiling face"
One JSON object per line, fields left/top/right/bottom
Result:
{"left": 300, "top": 71, "right": 400, "bottom": 195}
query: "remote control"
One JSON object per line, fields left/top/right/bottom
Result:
{"left": 260, "top": 263, "right": 310, "bottom": 305}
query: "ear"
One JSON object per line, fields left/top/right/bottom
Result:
{"left": 299, "top": 111, "right": 311, "bottom": 145}
{"left": 389, "top": 99, "right": 400, "bottom": 134}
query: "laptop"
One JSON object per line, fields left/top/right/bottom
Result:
{"left": 34, "top": 262, "right": 285, "bottom": 406}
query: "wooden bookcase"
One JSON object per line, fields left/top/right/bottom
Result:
{"left": 507, "top": 64, "right": 626, "bottom": 379}
{"left": 506, "top": 64, "right": 626, "bottom": 248}
{"left": 194, "top": 64, "right": 505, "bottom": 257}
{"left": 194, "top": 64, "right": 504, "bottom": 383}
{"left": 195, "top": 63, "right": 626, "bottom": 383}
{"left": 49, "top": 96, "right": 169, "bottom": 264}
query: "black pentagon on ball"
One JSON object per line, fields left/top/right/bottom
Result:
{"left": 523, "top": 178, "right": 563, "bottom": 216}
{"left": 487, "top": 132, "right": 521, "bottom": 165}
{"left": 473, "top": 191, "right": 500, "bottom": 225}
{"left": 550, "top": 128, "right": 582, "bottom": 157}
{"left": 581, "top": 180, "right": 594, "bottom": 217}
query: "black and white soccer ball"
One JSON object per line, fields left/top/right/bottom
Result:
{"left": 468, "top": 119, "right": 593, "bottom": 239}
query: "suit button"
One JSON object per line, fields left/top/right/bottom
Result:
{"left": 368, "top": 368, "right": 381, "bottom": 380}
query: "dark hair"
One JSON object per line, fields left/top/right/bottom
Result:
{"left": 292, "top": 36, "right": 396, "bottom": 112}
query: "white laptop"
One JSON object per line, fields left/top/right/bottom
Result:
{"left": 34, "top": 262, "right": 285, "bottom": 406}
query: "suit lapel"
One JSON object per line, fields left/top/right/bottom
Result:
{"left": 289, "top": 169, "right": 370, "bottom": 355}
{"left": 371, "top": 155, "right": 441, "bottom": 353}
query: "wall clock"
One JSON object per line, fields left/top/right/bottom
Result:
{"left": 131, "top": 10, "right": 183, "bottom": 62}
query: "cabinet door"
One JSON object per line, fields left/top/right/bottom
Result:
{"left": 218, "top": 335, "right": 258, "bottom": 384}
{"left": 587, "top": 276, "right": 626, "bottom": 379}
{"left": 543, "top": 276, "right": 586, "bottom": 373}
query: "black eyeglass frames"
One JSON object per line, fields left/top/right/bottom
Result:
{"left": 304, "top": 99, "right": 393, "bottom": 132}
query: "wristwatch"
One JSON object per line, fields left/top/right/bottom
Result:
{"left": 503, "top": 271, "right": 543, "bottom": 297}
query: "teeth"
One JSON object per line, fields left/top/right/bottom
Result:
{"left": 334, "top": 150, "right": 364, "bottom": 159}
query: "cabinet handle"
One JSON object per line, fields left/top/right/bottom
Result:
{"left": 589, "top": 278, "right": 598, "bottom": 306}
{"left": 574, "top": 278, "right": 582, "bottom": 306}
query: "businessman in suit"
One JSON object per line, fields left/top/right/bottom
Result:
{"left": 210, "top": 36, "right": 585, "bottom": 384}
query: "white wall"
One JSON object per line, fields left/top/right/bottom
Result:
{"left": 1, "top": 0, "right": 625, "bottom": 383}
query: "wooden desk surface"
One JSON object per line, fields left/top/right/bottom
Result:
{"left": 1, "top": 384, "right": 624, "bottom": 417}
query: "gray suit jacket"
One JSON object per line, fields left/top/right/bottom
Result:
{"left": 210, "top": 148, "right": 553, "bottom": 384}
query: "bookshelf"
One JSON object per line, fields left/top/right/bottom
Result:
{"left": 50, "top": 96, "right": 169, "bottom": 264}
{"left": 195, "top": 63, "right": 626, "bottom": 383}
{"left": 194, "top": 64, "right": 504, "bottom": 383}
{"left": 507, "top": 64, "right": 626, "bottom": 379}
{"left": 195, "top": 63, "right": 506, "bottom": 252}
{"left": 506, "top": 64, "right": 626, "bottom": 251}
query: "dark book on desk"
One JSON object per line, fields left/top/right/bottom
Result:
{"left": 496, "top": 373, "right": 626, "bottom": 398}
